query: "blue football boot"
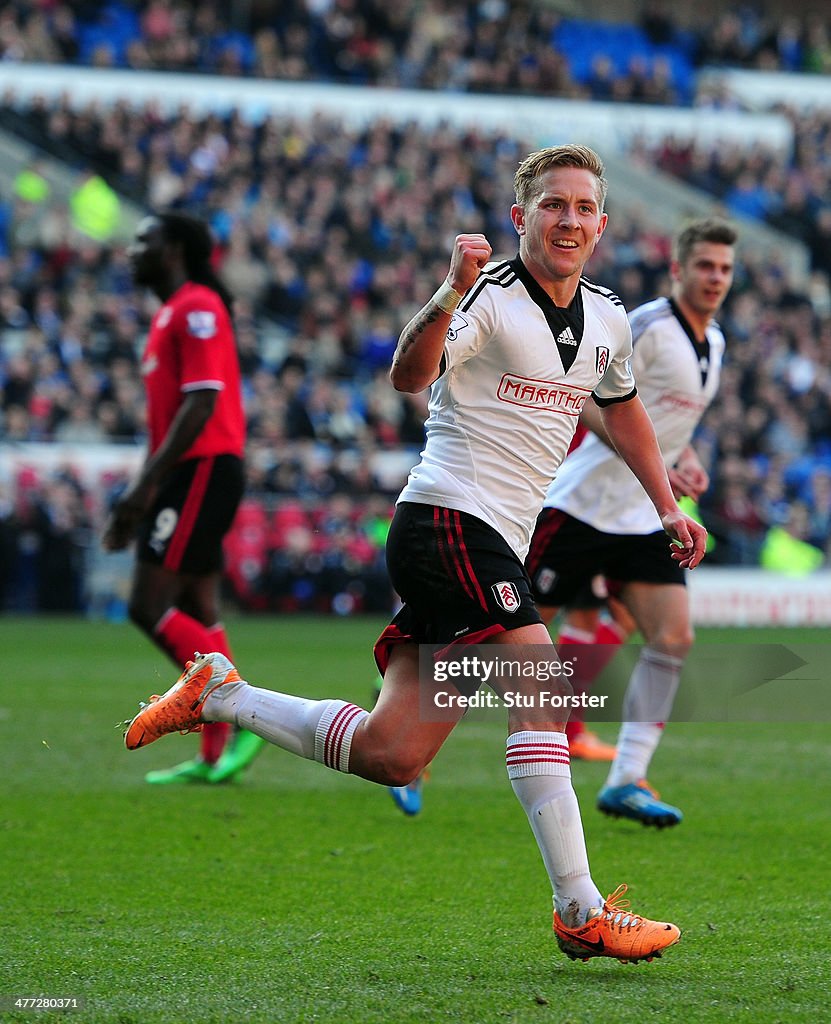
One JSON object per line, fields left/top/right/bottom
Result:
{"left": 597, "top": 780, "right": 682, "bottom": 829}
{"left": 389, "top": 773, "right": 425, "bottom": 816}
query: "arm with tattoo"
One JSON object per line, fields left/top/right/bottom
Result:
{"left": 390, "top": 234, "right": 492, "bottom": 394}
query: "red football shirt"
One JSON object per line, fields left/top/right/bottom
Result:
{"left": 141, "top": 281, "right": 245, "bottom": 460}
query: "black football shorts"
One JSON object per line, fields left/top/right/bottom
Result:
{"left": 374, "top": 501, "right": 542, "bottom": 675}
{"left": 136, "top": 454, "right": 244, "bottom": 574}
{"left": 526, "top": 507, "right": 685, "bottom": 608}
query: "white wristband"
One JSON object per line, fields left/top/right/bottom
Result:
{"left": 432, "top": 281, "right": 463, "bottom": 314}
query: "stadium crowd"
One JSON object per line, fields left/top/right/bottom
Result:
{"left": 646, "top": 117, "right": 831, "bottom": 273}
{"left": 0, "top": 1, "right": 828, "bottom": 101}
{"left": 1, "top": 5, "right": 830, "bottom": 613}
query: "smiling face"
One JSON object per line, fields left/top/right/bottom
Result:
{"left": 672, "top": 240, "right": 735, "bottom": 330}
{"left": 511, "top": 166, "right": 608, "bottom": 305}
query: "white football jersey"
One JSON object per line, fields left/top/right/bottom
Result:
{"left": 398, "top": 256, "right": 635, "bottom": 560}
{"left": 545, "top": 296, "right": 725, "bottom": 534}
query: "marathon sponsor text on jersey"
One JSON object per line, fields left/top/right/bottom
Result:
{"left": 398, "top": 255, "right": 634, "bottom": 560}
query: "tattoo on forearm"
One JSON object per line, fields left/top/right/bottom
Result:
{"left": 392, "top": 303, "right": 444, "bottom": 367}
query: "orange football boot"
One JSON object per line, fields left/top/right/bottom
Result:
{"left": 123, "top": 653, "right": 241, "bottom": 750}
{"left": 568, "top": 729, "right": 617, "bottom": 761}
{"left": 553, "top": 884, "right": 680, "bottom": 963}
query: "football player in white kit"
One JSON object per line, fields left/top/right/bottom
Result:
{"left": 528, "top": 218, "right": 737, "bottom": 828}
{"left": 123, "top": 146, "right": 707, "bottom": 964}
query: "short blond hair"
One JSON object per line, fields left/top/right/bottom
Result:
{"left": 514, "top": 145, "right": 608, "bottom": 209}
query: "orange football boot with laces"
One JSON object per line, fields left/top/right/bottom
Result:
{"left": 553, "top": 884, "right": 680, "bottom": 964}
{"left": 123, "top": 652, "right": 242, "bottom": 750}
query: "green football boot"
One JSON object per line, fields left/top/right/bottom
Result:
{"left": 145, "top": 757, "right": 214, "bottom": 785}
{"left": 207, "top": 729, "right": 266, "bottom": 783}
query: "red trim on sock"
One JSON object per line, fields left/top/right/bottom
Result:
{"left": 557, "top": 627, "right": 594, "bottom": 645}
{"left": 506, "top": 741, "right": 570, "bottom": 768}
{"left": 506, "top": 756, "right": 570, "bottom": 767}
{"left": 325, "top": 703, "right": 364, "bottom": 771}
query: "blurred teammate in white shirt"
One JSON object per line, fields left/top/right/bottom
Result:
{"left": 528, "top": 218, "right": 737, "bottom": 827}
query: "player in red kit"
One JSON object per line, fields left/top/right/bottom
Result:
{"left": 104, "top": 211, "right": 263, "bottom": 784}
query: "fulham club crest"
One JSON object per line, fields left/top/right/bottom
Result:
{"left": 595, "top": 346, "right": 610, "bottom": 376}
{"left": 492, "top": 581, "right": 520, "bottom": 613}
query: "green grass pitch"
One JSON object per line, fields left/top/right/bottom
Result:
{"left": 2, "top": 616, "right": 830, "bottom": 1023}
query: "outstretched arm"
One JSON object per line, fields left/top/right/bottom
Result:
{"left": 390, "top": 233, "right": 491, "bottom": 394}
{"left": 599, "top": 396, "right": 708, "bottom": 569}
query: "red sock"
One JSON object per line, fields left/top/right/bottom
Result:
{"left": 558, "top": 621, "right": 625, "bottom": 741}
{"left": 595, "top": 620, "right": 626, "bottom": 646}
{"left": 557, "top": 626, "right": 593, "bottom": 742}
{"left": 153, "top": 609, "right": 231, "bottom": 764}
{"left": 564, "top": 721, "right": 584, "bottom": 742}
{"left": 202, "top": 623, "right": 235, "bottom": 760}
{"left": 199, "top": 722, "right": 230, "bottom": 764}
{"left": 205, "top": 622, "right": 234, "bottom": 660}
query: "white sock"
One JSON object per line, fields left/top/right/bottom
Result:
{"left": 606, "top": 722, "right": 664, "bottom": 788}
{"left": 621, "top": 646, "right": 683, "bottom": 723}
{"left": 606, "top": 646, "right": 682, "bottom": 787}
{"left": 203, "top": 682, "right": 367, "bottom": 773}
{"left": 507, "top": 731, "right": 602, "bottom": 927}
{"left": 557, "top": 624, "right": 594, "bottom": 644}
